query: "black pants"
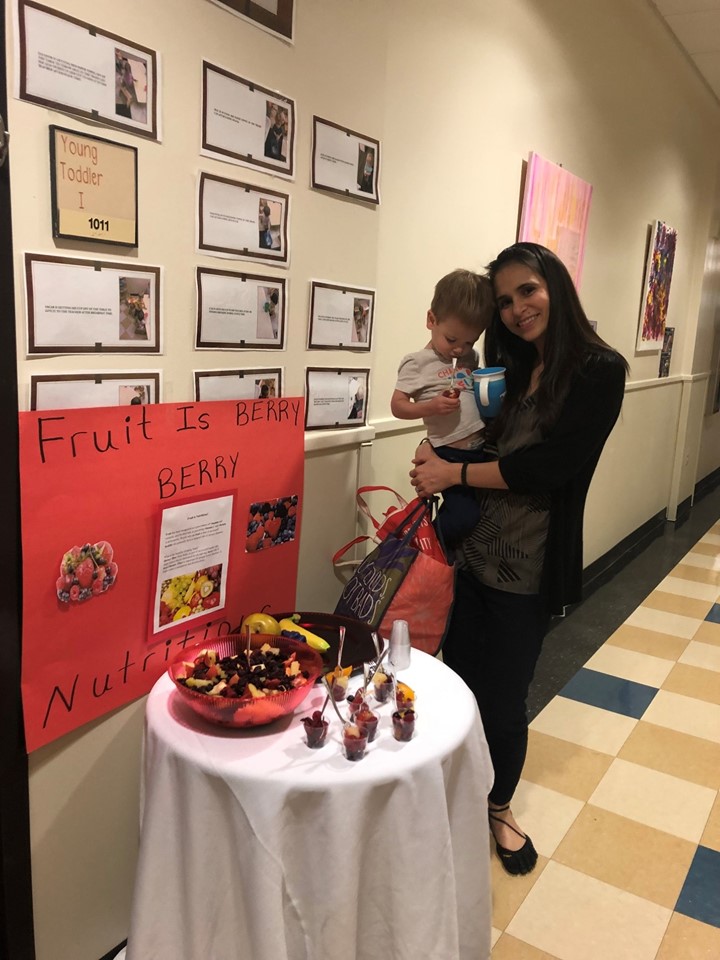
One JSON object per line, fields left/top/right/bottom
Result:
{"left": 443, "top": 571, "right": 550, "bottom": 805}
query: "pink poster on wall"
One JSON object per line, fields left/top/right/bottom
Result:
{"left": 518, "top": 152, "right": 593, "bottom": 288}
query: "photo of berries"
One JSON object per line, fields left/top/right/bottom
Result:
{"left": 158, "top": 565, "right": 223, "bottom": 627}
{"left": 56, "top": 541, "right": 118, "bottom": 604}
{"left": 245, "top": 495, "right": 298, "bottom": 553}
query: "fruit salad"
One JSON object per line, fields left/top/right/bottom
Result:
{"left": 301, "top": 710, "right": 329, "bottom": 748}
{"left": 56, "top": 541, "right": 118, "bottom": 604}
{"left": 177, "top": 644, "right": 310, "bottom": 700}
{"left": 159, "top": 565, "right": 222, "bottom": 626}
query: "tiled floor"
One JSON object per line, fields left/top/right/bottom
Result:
{"left": 490, "top": 521, "right": 720, "bottom": 959}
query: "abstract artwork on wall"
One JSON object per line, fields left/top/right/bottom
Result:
{"left": 636, "top": 220, "right": 677, "bottom": 354}
{"left": 518, "top": 152, "right": 593, "bottom": 288}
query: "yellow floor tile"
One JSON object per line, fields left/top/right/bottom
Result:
{"left": 643, "top": 689, "right": 720, "bottom": 743}
{"left": 553, "top": 805, "right": 696, "bottom": 909}
{"left": 618, "top": 720, "right": 720, "bottom": 790}
{"left": 700, "top": 793, "right": 720, "bottom": 853}
{"left": 688, "top": 541, "right": 720, "bottom": 558}
{"left": 490, "top": 854, "right": 548, "bottom": 931}
{"left": 642, "top": 590, "right": 715, "bottom": 620}
{"left": 605, "top": 624, "right": 689, "bottom": 661}
{"left": 655, "top": 913, "right": 720, "bottom": 960}
{"left": 492, "top": 933, "right": 560, "bottom": 959}
{"left": 671, "top": 562, "right": 720, "bottom": 587}
{"left": 693, "top": 620, "right": 720, "bottom": 647}
{"left": 506, "top": 861, "right": 671, "bottom": 960}
{"left": 589, "top": 757, "right": 716, "bottom": 842}
{"left": 523, "top": 730, "right": 613, "bottom": 801}
{"left": 663, "top": 662, "right": 720, "bottom": 707}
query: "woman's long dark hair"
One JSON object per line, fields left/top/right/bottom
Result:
{"left": 485, "top": 242, "right": 628, "bottom": 438}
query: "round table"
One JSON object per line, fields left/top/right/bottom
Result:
{"left": 126, "top": 648, "right": 494, "bottom": 960}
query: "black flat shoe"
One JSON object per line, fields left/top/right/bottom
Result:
{"left": 488, "top": 804, "right": 538, "bottom": 876}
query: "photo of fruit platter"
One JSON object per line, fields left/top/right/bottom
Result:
{"left": 158, "top": 565, "right": 223, "bottom": 626}
{"left": 56, "top": 540, "right": 118, "bottom": 604}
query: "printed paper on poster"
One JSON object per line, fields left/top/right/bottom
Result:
{"left": 153, "top": 494, "right": 233, "bottom": 634}
{"left": 31, "top": 372, "right": 160, "bottom": 410}
{"left": 312, "top": 117, "right": 380, "bottom": 204}
{"left": 305, "top": 367, "right": 369, "bottom": 429}
{"left": 198, "top": 173, "right": 290, "bottom": 265}
{"left": 196, "top": 267, "right": 286, "bottom": 349}
{"left": 202, "top": 62, "right": 295, "bottom": 179}
{"left": 308, "top": 281, "right": 374, "bottom": 349}
{"left": 194, "top": 368, "right": 282, "bottom": 402}
{"left": 18, "top": 0, "right": 159, "bottom": 140}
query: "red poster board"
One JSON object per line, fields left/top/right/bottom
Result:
{"left": 19, "top": 398, "right": 304, "bottom": 751}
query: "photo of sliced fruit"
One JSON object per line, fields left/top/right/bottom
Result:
{"left": 158, "top": 565, "right": 223, "bottom": 627}
{"left": 56, "top": 541, "right": 118, "bottom": 605}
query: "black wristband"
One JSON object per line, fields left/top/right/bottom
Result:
{"left": 460, "top": 462, "right": 469, "bottom": 486}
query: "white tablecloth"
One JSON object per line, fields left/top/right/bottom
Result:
{"left": 127, "top": 648, "right": 494, "bottom": 960}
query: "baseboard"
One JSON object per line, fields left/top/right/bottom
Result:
{"left": 695, "top": 464, "right": 720, "bottom": 503}
{"left": 581, "top": 508, "right": 667, "bottom": 598}
{"left": 674, "top": 495, "right": 692, "bottom": 526}
{"left": 99, "top": 941, "right": 126, "bottom": 960}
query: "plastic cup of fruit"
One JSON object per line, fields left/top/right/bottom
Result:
{"left": 355, "top": 706, "right": 379, "bottom": 742}
{"left": 395, "top": 690, "right": 415, "bottom": 714}
{"left": 442, "top": 387, "right": 460, "bottom": 398}
{"left": 372, "top": 670, "right": 394, "bottom": 704}
{"left": 392, "top": 709, "right": 416, "bottom": 742}
{"left": 331, "top": 675, "right": 349, "bottom": 702}
{"left": 301, "top": 712, "right": 329, "bottom": 748}
{"left": 347, "top": 691, "right": 366, "bottom": 716}
{"left": 343, "top": 722, "right": 368, "bottom": 761}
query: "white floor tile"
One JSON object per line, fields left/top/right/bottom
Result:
{"left": 681, "top": 551, "right": 720, "bottom": 572}
{"left": 639, "top": 689, "right": 720, "bottom": 744}
{"left": 491, "top": 927, "right": 502, "bottom": 947}
{"left": 506, "top": 861, "right": 671, "bottom": 960}
{"left": 657, "top": 575, "right": 720, "bottom": 602}
{"left": 700, "top": 533, "right": 720, "bottom": 547}
{"left": 584, "top": 644, "right": 673, "bottom": 687}
{"left": 626, "top": 605, "right": 701, "bottom": 639}
{"left": 679, "top": 640, "right": 720, "bottom": 673}
{"left": 589, "top": 757, "right": 716, "bottom": 843}
{"left": 511, "top": 779, "right": 584, "bottom": 858}
{"left": 530, "top": 697, "right": 637, "bottom": 755}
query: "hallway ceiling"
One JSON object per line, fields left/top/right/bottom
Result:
{"left": 651, "top": 1, "right": 720, "bottom": 102}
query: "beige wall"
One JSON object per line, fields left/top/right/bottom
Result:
{"left": 7, "top": 0, "right": 720, "bottom": 958}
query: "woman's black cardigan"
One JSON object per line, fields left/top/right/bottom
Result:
{"left": 497, "top": 348, "right": 627, "bottom": 616}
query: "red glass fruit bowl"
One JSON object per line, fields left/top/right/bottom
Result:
{"left": 168, "top": 633, "right": 323, "bottom": 728}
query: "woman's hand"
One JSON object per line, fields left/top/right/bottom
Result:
{"left": 410, "top": 443, "right": 458, "bottom": 497}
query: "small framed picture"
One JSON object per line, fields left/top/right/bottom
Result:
{"left": 50, "top": 126, "right": 139, "bottom": 247}
{"left": 312, "top": 117, "right": 380, "bottom": 204}
{"left": 194, "top": 367, "right": 283, "bottom": 402}
{"left": 30, "top": 371, "right": 160, "bottom": 410}
{"left": 202, "top": 62, "right": 295, "bottom": 179}
{"left": 196, "top": 267, "right": 286, "bottom": 350}
{"left": 305, "top": 367, "right": 369, "bottom": 430}
{"left": 25, "top": 253, "right": 161, "bottom": 355}
{"left": 308, "top": 281, "right": 374, "bottom": 350}
{"left": 209, "top": 0, "right": 294, "bottom": 42}
{"left": 198, "top": 172, "right": 290, "bottom": 265}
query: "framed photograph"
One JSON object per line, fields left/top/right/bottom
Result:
{"left": 305, "top": 367, "right": 369, "bottom": 430}
{"left": 50, "top": 126, "right": 138, "bottom": 247}
{"left": 198, "top": 172, "right": 290, "bottom": 265}
{"left": 194, "top": 367, "right": 283, "bottom": 402}
{"left": 25, "top": 253, "right": 161, "bottom": 355}
{"left": 636, "top": 220, "right": 678, "bottom": 354}
{"left": 311, "top": 117, "right": 380, "bottom": 204}
{"left": 202, "top": 62, "right": 295, "bottom": 179}
{"left": 30, "top": 371, "right": 160, "bottom": 410}
{"left": 196, "top": 267, "right": 286, "bottom": 350}
{"left": 18, "top": 0, "right": 159, "bottom": 140}
{"left": 208, "top": 0, "right": 294, "bottom": 42}
{"left": 308, "top": 281, "right": 374, "bottom": 350}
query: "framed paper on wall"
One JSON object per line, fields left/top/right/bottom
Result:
{"left": 196, "top": 267, "right": 286, "bottom": 350}
{"left": 305, "top": 367, "right": 369, "bottom": 430}
{"left": 198, "top": 172, "right": 290, "bottom": 265}
{"left": 25, "top": 253, "right": 161, "bottom": 355}
{"left": 202, "top": 62, "right": 295, "bottom": 180}
{"left": 50, "top": 126, "right": 138, "bottom": 247}
{"left": 30, "top": 371, "right": 160, "bottom": 410}
{"left": 194, "top": 367, "right": 283, "bottom": 402}
{"left": 17, "top": 0, "right": 159, "bottom": 140}
{"left": 636, "top": 220, "right": 677, "bottom": 354}
{"left": 518, "top": 152, "right": 592, "bottom": 287}
{"left": 208, "top": 0, "right": 294, "bottom": 42}
{"left": 311, "top": 117, "right": 380, "bottom": 205}
{"left": 308, "top": 281, "right": 374, "bottom": 350}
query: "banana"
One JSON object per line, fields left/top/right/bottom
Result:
{"left": 278, "top": 616, "right": 330, "bottom": 652}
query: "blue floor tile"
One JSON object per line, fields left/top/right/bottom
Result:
{"left": 676, "top": 846, "right": 720, "bottom": 928}
{"left": 705, "top": 603, "right": 720, "bottom": 625}
{"left": 559, "top": 668, "right": 658, "bottom": 719}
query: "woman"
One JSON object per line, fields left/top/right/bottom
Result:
{"left": 410, "top": 242, "right": 627, "bottom": 876}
